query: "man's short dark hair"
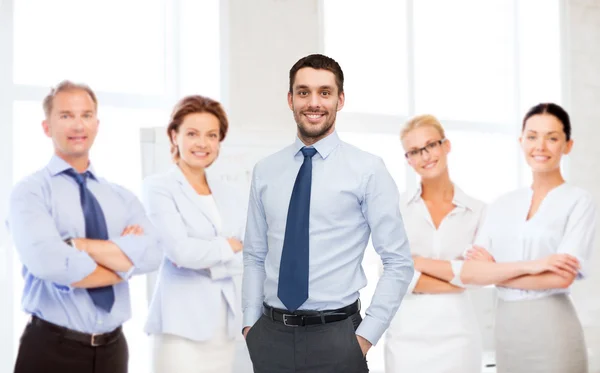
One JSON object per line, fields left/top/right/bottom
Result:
{"left": 289, "top": 54, "right": 344, "bottom": 94}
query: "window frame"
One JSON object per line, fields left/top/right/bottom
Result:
{"left": 318, "top": 0, "right": 570, "bottom": 195}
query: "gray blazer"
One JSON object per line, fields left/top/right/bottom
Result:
{"left": 142, "top": 165, "right": 246, "bottom": 341}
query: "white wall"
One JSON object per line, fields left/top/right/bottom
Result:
{"left": 565, "top": 0, "right": 600, "bottom": 371}
{"left": 223, "top": 0, "right": 321, "bottom": 133}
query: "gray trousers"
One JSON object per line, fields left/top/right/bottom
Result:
{"left": 245, "top": 312, "right": 369, "bottom": 373}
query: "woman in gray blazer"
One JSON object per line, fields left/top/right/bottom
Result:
{"left": 142, "top": 95, "right": 245, "bottom": 373}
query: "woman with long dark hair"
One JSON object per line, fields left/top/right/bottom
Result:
{"left": 469, "top": 103, "right": 596, "bottom": 372}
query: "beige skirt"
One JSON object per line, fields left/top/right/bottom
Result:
{"left": 152, "top": 296, "right": 236, "bottom": 373}
{"left": 495, "top": 293, "right": 588, "bottom": 373}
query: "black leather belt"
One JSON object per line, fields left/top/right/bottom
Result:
{"left": 263, "top": 300, "right": 360, "bottom": 327}
{"left": 30, "top": 316, "right": 122, "bottom": 347}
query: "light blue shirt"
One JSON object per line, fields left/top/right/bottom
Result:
{"left": 242, "top": 131, "right": 414, "bottom": 345}
{"left": 7, "top": 155, "right": 162, "bottom": 334}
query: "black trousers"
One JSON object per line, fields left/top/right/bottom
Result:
{"left": 246, "top": 312, "right": 369, "bottom": 373}
{"left": 14, "top": 319, "right": 128, "bottom": 373}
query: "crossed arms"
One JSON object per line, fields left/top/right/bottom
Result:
{"left": 141, "top": 178, "right": 244, "bottom": 280}
{"left": 69, "top": 225, "right": 142, "bottom": 288}
{"left": 8, "top": 181, "right": 162, "bottom": 289}
{"left": 411, "top": 247, "right": 580, "bottom": 294}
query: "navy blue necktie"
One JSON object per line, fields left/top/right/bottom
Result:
{"left": 64, "top": 169, "right": 115, "bottom": 313}
{"left": 277, "top": 147, "right": 317, "bottom": 311}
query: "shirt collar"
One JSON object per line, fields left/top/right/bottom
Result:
{"left": 406, "top": 184, "right": 423, "bottom": 205}
{"left": 406, "top": 183, "right": 475, "bottom": 211}
{"left": 292, "top": 130, "right": 340, "bottom": 159}
{"left": 47, "top": 154, "right": 98, "bottom": 180}
{"left": 452, "top": 185, "right": 473, "bottom": 210}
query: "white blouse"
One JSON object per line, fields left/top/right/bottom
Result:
{"left": 401, "top": 185, "right": 486, "bottom": 294}
{"left": 475, "top": 183, "right": 597, "bottom": 301}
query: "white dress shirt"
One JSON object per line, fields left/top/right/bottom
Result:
{"left": 401, "top": 184, "right": 486, "bottom": 294}
{"left": 475, "top": 183, "right": 597, "bottom": 301}
{"left": 385, "top": 184, "right": 485, "bottom": 373}
{"left": 195, "top": 195, "right": 222, "bottom": 233}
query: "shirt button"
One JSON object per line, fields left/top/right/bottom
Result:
{"left": 97, "top": 320, "right": 103, "bottom": 325}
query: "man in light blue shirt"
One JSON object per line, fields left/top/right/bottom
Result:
{"left": 7, "top": 80, "right": 162, "bottom": 373}
{"left": 242, "top": 54, "right": 414, "bottom": 373}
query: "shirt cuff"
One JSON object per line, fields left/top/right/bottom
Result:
{"left": 66, "top": 249, "right": 98, "bottom": 284}
{"left": 117, "top": 266, "right": 136, "bottom": 280}
{"left": 243, "top": 306, "right": 263, "bottom": 329}
{"left": 210, "top": 263, "right": 229, "bottom": 280}
{"left": 406, "top": 270, "right": 422, "bottom": 294}
{"left": 563, "top": 254, "right": 586, "bottom": 279}
{"left": 218, "top": 237, "right": 235, "bottom": 263}
{"left": 110, "top": 235, "right": 148, "bottom": 267}
{"left": 355, "top": 314, "right": 387, "bottom": 346}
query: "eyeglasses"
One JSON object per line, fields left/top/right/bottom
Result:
{"left": 404, "top": 138, "right": 446, "bottom": 159}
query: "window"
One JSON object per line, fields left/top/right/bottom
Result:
{"left": 413, "top": 0, "right": 516, "bottom": 123}
{"left": 323, "top": 0, "right": 409, "bottom": 116}
{"left": 445, "top": 130, "right": 520, "bottom": 203}
{"left": 12, "top": 102, "right": 53, "bottom": 183}
{"left": 517, "top": 0, "right": 562, "bottom": 110}
{"left": 13, "top": 0, "right": 167, "bottom": 94}
{"left": 324, "top": 0, "right": 562, "bottom": 202}
{"left": 179, "top": 0, "right": 222, "bottom": 99}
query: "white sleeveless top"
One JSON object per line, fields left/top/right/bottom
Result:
{"left": 194, "top": 194, "right": 222, "bottom": 233}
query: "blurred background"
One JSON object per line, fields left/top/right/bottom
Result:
{"left": 1, "top": 0, "right": 599, "bottom": 372}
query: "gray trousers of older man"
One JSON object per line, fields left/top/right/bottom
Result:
{"left": 245, "top": 312, "right": 369, "bottom": 373}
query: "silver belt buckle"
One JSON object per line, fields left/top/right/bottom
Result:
{"left": 91, "top": 333, "right": 100, "bottom": 347}
{"left": 282, "top": 314, "right": 299, "bottom": 327}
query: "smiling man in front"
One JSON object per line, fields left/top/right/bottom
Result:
{"left": 242, "top": 54, "right": 414, "bottom": 373}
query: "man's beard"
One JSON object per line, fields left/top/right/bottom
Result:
{"left": 293, "top": 106, "right": 337, "bottom": 141}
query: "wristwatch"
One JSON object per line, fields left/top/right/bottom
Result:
{"left": 64, "top": 238, "right": 79, "bottom": 251}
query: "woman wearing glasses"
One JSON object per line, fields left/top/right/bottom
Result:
{"left": 384, "top": 114, "right": 485, "bottom": 373}
{"left": 384, "top": 113, "right": 584, "bottom": 373}
{"left": 467, "top": 103, "right": 596, "bottom": 373}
